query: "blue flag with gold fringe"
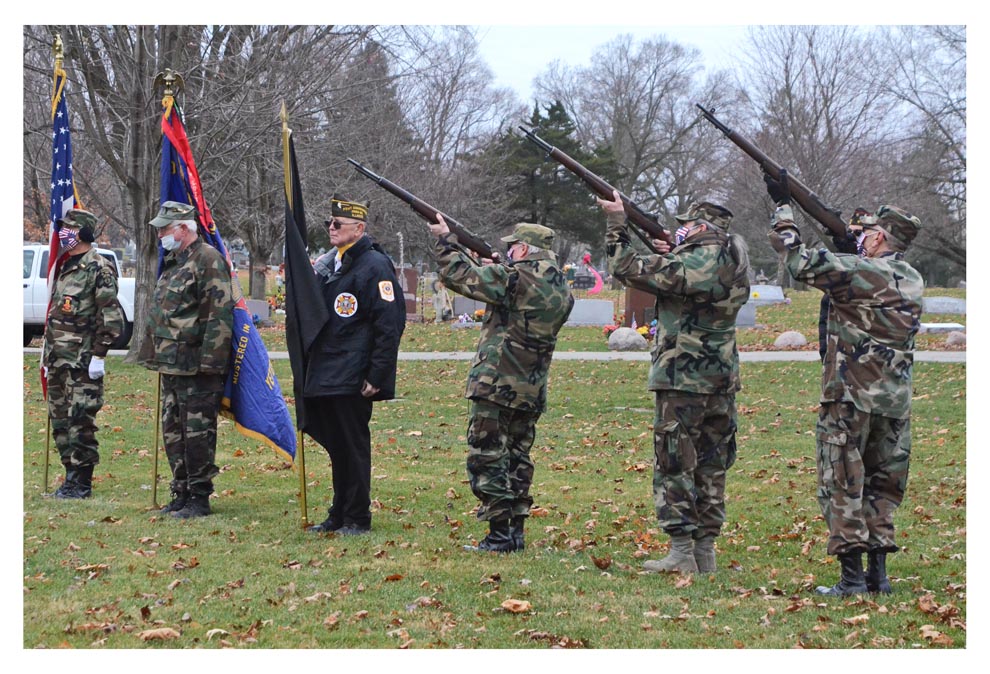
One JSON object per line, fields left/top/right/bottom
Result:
{"left": 159, "top": 97, "right": 296, "bottom": 461}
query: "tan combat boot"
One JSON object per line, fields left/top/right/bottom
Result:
{"left": 643, "top": 534, "right": 699, "bottom": 573}
{"left": 694, "top": 535, "right": 716, "bottom": 573}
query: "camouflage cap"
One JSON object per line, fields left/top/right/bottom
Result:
{"left": 56, "top": 208, "right": 97, "bottom": 230}
{"left": 674, "top": 201, "right": 734, "bottom": 230}
{"left": 501, "top": 222, "right": 555, "bottom": 248}
{"left": 849, "top": 208, "right": 877, "bottom": 228}
{"left": 150, "top": 201, "right": 197, "bottom": 228}
{"left": 871, "top": 205, "right": 921, "bottom": 251}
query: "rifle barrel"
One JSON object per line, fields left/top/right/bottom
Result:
{"left": 695, "top": 104, "right": 847, "bottom": 237}
{"left": 518, "top": 127, "right": 671, "bottom": 246}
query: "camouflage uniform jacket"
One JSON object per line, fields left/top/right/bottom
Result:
{"left": 605, "top": 210, "right": 750, "bottom": 394}
{"left": 769, "top": 205, "right": 923, "bottom": 418}
{"left": 433, "top": 233, "right": 574, "bottom": 413}
{"left": 43, "top": 247, "right": 124, "bottom": 369}
{"left": 138, "top": 239, "right": 234, "bottom": 376}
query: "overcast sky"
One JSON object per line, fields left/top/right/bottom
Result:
{"left": 474, "top": 25, "right": 749, "bottom": 102}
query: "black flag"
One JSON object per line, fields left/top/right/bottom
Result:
{"left": 283, "top": 133, "right": 330, "bottom": 435}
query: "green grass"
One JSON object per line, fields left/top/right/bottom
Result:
{"left": 22, "top": 355, "right": 965, "bottom": 649}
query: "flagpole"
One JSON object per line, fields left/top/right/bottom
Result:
{"left": 43, "top": 416, "right": 51, "bottom": 495}
{"left": 282, "top": 103, "right": 309, "bottom": 529}
{"left": 152, "top": 373, "right": 162, "bottom": 508}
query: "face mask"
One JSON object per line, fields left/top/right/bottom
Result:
{"left": 674, "top": 225, "right": 691, "bottom": 246}
{"left": 160, "top": 232, "right": 182, "bottom": 252}
{"left": 58, "top": 227, "right": 79, "bottom": 251}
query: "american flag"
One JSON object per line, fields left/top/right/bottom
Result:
{"left": 41, "top": 62, "right": 81, "bottom": 398}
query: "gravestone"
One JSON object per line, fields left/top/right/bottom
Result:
{"left": 749, "top": 284, "right": 787, "bottom": 306}
{"left": 736, "top": 302, "right": 756, "bottom": 328}
{"left": 452, "top": 295, "right": 486, "bottom": 317}
{"left": 608, "top": 327, "right": 649, "bottom": 351}
{"left": 565, "top": 299, "right": 615, "bottom": 326}
{"left": 624, "top": 287, "right": 656, "bottom": 327}
{"left": 572, "top": 273, "right": 596, "bottom": 290}
{"left": 398, "top": 267, "right": 420, "bottom": 321}
{"left": 245, "top": 298, "right": 269, "bottom": 320}
{"left": 773, "top": 331, "right": 808, "bottom": 348}
{"left": 918, "top": 322, "right": 966, "bottom": 334}
{"left": 922, "top": 296, "right": 966, "bottom": 315}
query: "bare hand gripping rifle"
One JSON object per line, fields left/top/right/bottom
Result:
{"left": 347, "top": 159, "right": 498, "bottom": 261}
{"left": 695, "top": 103, "right": 847, "bottom": 238}
{"left": 518, "top": 126, "right": 673, "bottom": 248}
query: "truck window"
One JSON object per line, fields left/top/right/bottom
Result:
{"left": 24, "top": 249, "right": 35, "bottom": 279}
{"left": 39, "top": 251, "right": 49, "bottom": 277}
{"left": 98, "top": 251, "right": 120, "bottom": 275}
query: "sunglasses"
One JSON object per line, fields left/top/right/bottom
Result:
{"left": 326, "top": 218, "right": 360, "bottom": 230}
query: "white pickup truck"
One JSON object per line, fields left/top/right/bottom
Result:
{"left": 23, "top": 243, "right": 136, "bottom": 349}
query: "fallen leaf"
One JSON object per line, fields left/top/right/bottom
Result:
{"left": 841, "top": 614, "right": 870, "bottom": 626}
{"left": 206, "top": 628, "right": 229, "bottom": 640}
{"left": 385, "top": 574, "right": 404, "bottom": 582}
{"left": 674, "top": 575, "right": 693, "bottom": 589}
{"left": 138, "top": 627, "right": 180, "bottom": 641}
{"left": 501, "top": 599, "right": 532, "bottom": 614}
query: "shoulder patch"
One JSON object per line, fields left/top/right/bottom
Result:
{"left": 378, "top": 280, "right": 395, "bottom": 302}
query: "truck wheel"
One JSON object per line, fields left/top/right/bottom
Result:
{"left": 23, "top": 326, "right": 35, "bottom": 347}
{"left": 111, "top": 321, "right": 133, "bottom": 350}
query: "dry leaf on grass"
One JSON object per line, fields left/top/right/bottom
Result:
{"left": 501, "top": 599, "right": 532, "bottom": 613}
{"left": 138, "top": 627, "right": 180, "bottom": 641}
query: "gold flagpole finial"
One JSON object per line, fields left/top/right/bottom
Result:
{"left": 52, "top": 33, "right": 64, "bottom": 71}
{"left": 153, "top": 68, "right": 185, "bottom": 100}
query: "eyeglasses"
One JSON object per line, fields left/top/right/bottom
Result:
{"left": 327, "top": 218, "right": 360, "bottom": 230}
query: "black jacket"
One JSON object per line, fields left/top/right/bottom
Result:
{"left": 304, "top": 235, "right": 405, "bottom": 399}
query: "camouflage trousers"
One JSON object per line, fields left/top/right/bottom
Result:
{"left": 816, "top": 402, "right": 911, "bottom": 555}
{"left": 47, "top": 367, "right": 104, "bottom": 468}
{"left": 653, "top": 390, "right": 738, "bottom": 539}
{"left": 160, "top": 373, "right": 224, "bottom": 497}
{"left": 466, "top": 399, "right": 539, "bottom": 521}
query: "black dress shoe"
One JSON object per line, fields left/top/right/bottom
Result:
{"left": 336, "top": 524, "right": 371, "bottom": 536}
{"left": 306, "top": 517, "right": 343, "bottom": 533}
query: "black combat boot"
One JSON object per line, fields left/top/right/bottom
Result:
{"left": 866, "top": 550, "right": 892, "bottom": 595}
{"left": 815, "top": 551, "right": 868, "bottom": 597}
{"left": 74, "top": 464, "right": 94, "bottom": 498}
{"left": 160, "top": 485, "right": 189, "bottom": 514}
{"left": 171, "top": 494, "right": 211, "bottom": 519}
{"left": 464, "top": 519, "right": 517, "bottom": 553}
{"left": 54, "top": 466, "right": 92, "bottom": 499}
{"left": 53, "top": 467, "right": 78, "bottom": 498}
{"left": 509, "top": 515, "right": 526, "bottom": 551}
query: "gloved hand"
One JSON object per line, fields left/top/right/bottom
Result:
{"left": 764, "top": 169, "right": 791, "bottom": 205}
{"left": 88, "top": 356, "right": 105, "bottom": 379}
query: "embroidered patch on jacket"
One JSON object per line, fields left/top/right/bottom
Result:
{"left": 379, "top": 280, "right": 395, "bottom": 302}
{"left": 60, "top": 295, "right": 77, "bottom": 313}
{"left": 334, "top": 292, "right": 358, "bottom": 317}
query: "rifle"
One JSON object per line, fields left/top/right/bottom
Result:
{"left": 695, "top": 103, "right": 847, "bottom": 238}
{"left": 517, "top": 126, "right": 672, "bottom": 248}
{"left": 347, "top": 158, "right": 497, "bottom": 261}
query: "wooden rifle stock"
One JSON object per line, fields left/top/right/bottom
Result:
{"left": 695, "top": 104, "right": 847, "bottom": 238}
{"left": 518, "top": 126, "right": 672, "bottom": 247}
{"left": 346, "top": 158, "right": 496, "bottom": 260}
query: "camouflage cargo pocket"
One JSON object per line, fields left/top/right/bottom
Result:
{"left": 654, "top": 420, "right": 697, "bottom": 474}
{"left": 816, "top": 428, "right": 851, "bottom": 495}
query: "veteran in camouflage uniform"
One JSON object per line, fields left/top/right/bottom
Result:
{"left": 44, "top": 208, "right": 124, "bottom": 498}
{"left": 816, "top": 208, "right": 872, "bottom": 361}
{"left": 429, "top": 216, "right": 574, "bottom": 553}
{"left": 599, "top": 191, "right": 750, "bottom": 574}
{"left": 138, "top": 201, "right": 234, "bottom": 519}
{"left": 765, "top": 174, "right": 923, "bottom": 596}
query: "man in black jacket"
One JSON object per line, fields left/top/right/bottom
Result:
{"left": 305, "top": 195, "right": 405, "bottom": 535}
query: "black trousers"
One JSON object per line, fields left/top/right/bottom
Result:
{"left": 304, "top": 395, "right": 374, "bottom": 528}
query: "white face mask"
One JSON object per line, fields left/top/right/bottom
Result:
{"left": 160, "top": 231, "right": 182, "bottom": 252}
